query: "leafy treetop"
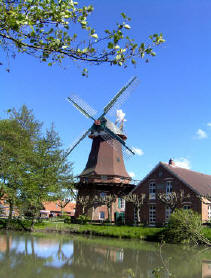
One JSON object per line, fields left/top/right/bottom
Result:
{"left": 0, "top": 0, "right": 165, "bottom": 75}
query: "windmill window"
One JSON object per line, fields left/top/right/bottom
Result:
{"left": 100, "top": 192, "right": 106, "bottom": 198}
{"left": 117, "top": 157, "right": 120, "bottom": 162}
{"left": 118, "top": 198, "right": 125, "bottom": 209}
{"left": 101, "top": 175, "right": 107, "bottom": 180}
{"left": 99, "top": 211, "right": 105, "bottom": 219}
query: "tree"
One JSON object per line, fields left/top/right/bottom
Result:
{"left": 157, "top": 190, "right": 190, "bottom": 213}
{"left": 76, "top": 195, "right": 91, "bottom": 216}
{"left": 0, "top": 0, "right": 165, "bottom": 74}
{"left": 124, "top": 193, "right": 145, "bottom": 225}
{"left": 0, "top": 105, "right": 74, "bottom": 229}
{"left": 19, "top": 124, "right": 74, "bottom": 227}
{"left": 0, "top": 117, "right": 33, "bottom": 219}
{"left": 100, "top": 194, "right": 116, "bottom": 223}
{"left": 55, "top": 181, "right": 75, "bottom": 216}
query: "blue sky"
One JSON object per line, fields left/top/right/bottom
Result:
{"left": 1, "top": 0, "right": 211, "bottom": 181}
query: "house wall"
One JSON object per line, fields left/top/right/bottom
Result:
{"left": 75, "top": 184, "right": 126, "bottom": 221}
{"left": 125, "top": 164, "right": 203, "bottom": 226}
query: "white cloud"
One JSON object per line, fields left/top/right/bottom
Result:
{"left": 174, "top": 158, "right": 191, "bottom": 169}
{"left": 207, "top": 123, "right": 211, "bottom": 127}
{"left": 128, "top": 171, "right": 135, "bottom": 178}
{"left": 196, "top": 128, "right": 207, "bottom": 139}
{"left": 132, "top": 147, "right": 144, "bottom": 156}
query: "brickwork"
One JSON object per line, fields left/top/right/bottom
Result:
{"left": 75, "top": 183, "right": 129, "bottom": 221}
{"left": 125, "top": 163, "right": 207, "bottom": 226}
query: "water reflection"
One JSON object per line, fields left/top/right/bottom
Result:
{"left": 0, "top": 232, "right": 211, "bottom": 278}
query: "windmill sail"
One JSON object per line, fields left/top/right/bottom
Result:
{"left": 102, "top": 76, "right": 139, "bottom": 118}
{"left": 100, "top": 130, "right": 133, "bottom": 160}
{"left": 104, "top": 126, "right": 135, "bottom": 155}
{"left": 65, "top": 128, "right": 91, "bottom": 156}
{"left": 67, "top": 95, "right": 97, "bottom": 120}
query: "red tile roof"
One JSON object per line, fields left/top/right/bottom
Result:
{"left": 43, "top": 201, "right": 76, "bottom": 213}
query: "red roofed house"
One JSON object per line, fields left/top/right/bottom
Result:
{"left": 41, "top": 201, "right": 76, "bottom": 218}
{"left": 125, "top": 159, "right": 211, "bottom": 226}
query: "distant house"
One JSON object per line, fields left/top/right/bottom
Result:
{"left": 41, "top": 201, "right": 76, "bottom": 218}
{"left": 0, "top": 199, "right": 18, "bottom": 218}
{"left": 0, "top": 199, "right": 9, "bottom": 217}
{"left": 125, "top": 159, "right": 211, "bottom": 226}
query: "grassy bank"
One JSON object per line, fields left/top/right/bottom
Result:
{"left": 0, "top": 219, "right": 163, "bottom": 241}
{"left": 2, "top": 218, "right": 211, "bottom": 243}
{"left": 34, "top": 221, "right": 164, "bottom": 241}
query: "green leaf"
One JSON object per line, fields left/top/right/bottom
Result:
{"left": 131, "top": 59, "right": 136, "bottom": 65}
{"left": 108, "top": 42, "right": 114, "bottom": 49}
{"left": 121, "top": 12, "right": 126, "bottom": 19}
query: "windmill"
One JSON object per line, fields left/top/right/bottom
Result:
{"left": 66, "top": 76, "right": 139, "bottom": 221}
{"left": 66, "top": 76, "right": 139, "bottom": 158}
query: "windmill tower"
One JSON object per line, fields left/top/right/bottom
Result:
{"left": 66, "top": 77, "right": 139, "bottom": 221}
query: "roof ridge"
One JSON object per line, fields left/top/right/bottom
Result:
{"left": 161, "top": 162, "right": 211, "bottom": 177}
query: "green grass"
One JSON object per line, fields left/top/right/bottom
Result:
{"left": 202, "top": 226, "right": 211, "bottom": 241}
{"left": 33, "top": 221, "right": 164, "bottom": 241}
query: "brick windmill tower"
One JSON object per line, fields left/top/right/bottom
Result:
{"left": 66, "top": 77, "right": 139, "bottom": 221}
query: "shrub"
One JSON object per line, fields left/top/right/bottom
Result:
{"left": 77, "top": 215, "right": 90, "bottom": 225}
{"left": 64, "top": 216, "right": 71, "bottom": 224}
{"left": 163, "top": 209, "right": 209, "bottom": 245}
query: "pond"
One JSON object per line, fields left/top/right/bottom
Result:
{"left": 0, "top": 231, "right": 211, "bottom": 278}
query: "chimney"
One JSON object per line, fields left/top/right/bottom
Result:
{"left": 169, "top": 158, "right": 175, "bottom": 166}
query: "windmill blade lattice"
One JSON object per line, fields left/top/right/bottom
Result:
{"left": 108, "top": 77, "right": 140, "bottom": 117}
{"left": 100, "top": 132, "right": 133, "bottom": 160}
{"left": 100, "top": 132, "right": 121, "bottom": 151}
{"left": 67, "top": 95, "right": 97, "bottom": 120}
{"left": 103, "top": 76, "right": 140, "bottom": 118}
{"left": 104, "top": 126, "right": 135, "bottom": 155}
{"left": 65, "top": 128, "right": 91, "bottom": 157}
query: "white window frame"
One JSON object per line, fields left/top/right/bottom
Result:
{"left": 149, "top": 205, "right": 156, "bottom": 224}
{"left": 166, "top": 181, "right": 172, "bottom": 195}
{"left": 208, "top": 205, "right": 211, "bottom": 219}
{"left": 118, "top": 198, "right": 125, "bottom": 209}
{"left": 149, "top": 182, "right": 156, "bottom": 200}
{"left": 165, "top": 206, "right": 172, "bottom": 222}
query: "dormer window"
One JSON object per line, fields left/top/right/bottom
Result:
{"left": 149, "top": 182, "right": 156, "bottom": 199}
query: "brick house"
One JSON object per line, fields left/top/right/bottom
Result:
{"left": 125, "top": 159, "right": 211, "bottom": 226}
